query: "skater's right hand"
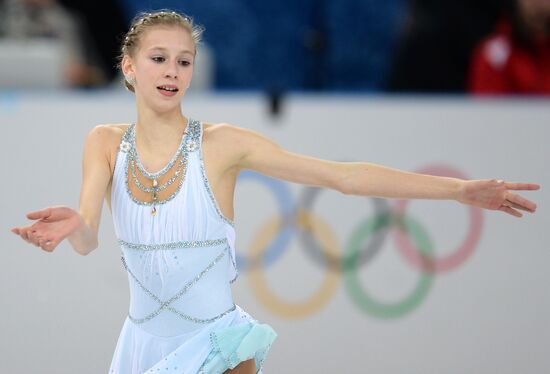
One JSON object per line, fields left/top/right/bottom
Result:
{"left": 11, "top": 206, "right": 84, "bottom": 252}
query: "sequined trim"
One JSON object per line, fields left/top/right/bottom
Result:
{"left": 124, "top": 151, "right": 187, "bottom": 206}
{"left": 122, "top": 248, "right": 235, "bottom": 324}
{"left": 131, "top": 118, "right": 192, "bottom": 179}
{"left": 196, "top": 121, "right": 239, "bottom": 283}
{"left": 229, "top": 250, "right": 238, "bottom": 284}
{"left": 197, "top": 122, "right": 235, "bottom": 227}
{"left": 118, "top": 237, "right": 227, "bottom": 251}
{"left": 197, "top": 351, "right": 217, "bottom": 374}
{"left": 121, "top": 119, "right": 201, "bottom": 207}
{"left": 169, "top": 304, "right": 236, "bottom": 325}
{"left": 129, "top": 155, "right": 185, "bottom": 193}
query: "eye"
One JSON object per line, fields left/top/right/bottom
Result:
{"left": 179, "top": 60, "right": 191, "bottom": 66}
{"left": 151, "top": 56, "right": 165, "bottom": 63}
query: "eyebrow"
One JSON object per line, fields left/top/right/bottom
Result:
{"left": 147, "top": 47, "right": 194, "bottom": 55}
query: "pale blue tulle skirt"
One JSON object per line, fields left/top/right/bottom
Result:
{"left": 109, "top": 305, "right": 277, "bottom": 374}
{"left": 198, "top": 322, "right": 276, "bottom": 373}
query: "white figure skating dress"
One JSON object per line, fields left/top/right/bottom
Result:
{"left": 108, "top": 119, "right": 276, "bottom": 373}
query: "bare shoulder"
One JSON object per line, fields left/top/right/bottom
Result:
{"left": 85, "top": 123, "right": 129, "bottom": 150}
{"left": 84, "top": 124, "right": 131, "bottom": 172}
{"left": 201, "top": 122, "right": 255, "bottom": 172}
{"left": 202, "top": 122, "right": 282, "bottom": 171}
{"left": 202, "top": 122, "right": 269, "bottom": 148}
{"left": 202, "top": 122, "right": 242, "bottom": 148}
{"left": 202, "top": 122, "right": 241, "bottom": 137}
{"left": 87, "top": 123, "right": 128, "bottom": 140}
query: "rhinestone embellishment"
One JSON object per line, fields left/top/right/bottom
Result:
{"left": 120, "top": 119, "right": 201, "bottom": 211}
{"left": 120, "top": 140, "right": 131, "bottom": 153}
{"left": 121, "top": 244, "right": 235, "bottom": 324}
{"left": 118, "top": 237, "right": 227, "bottom": 251}
{"left": 185, "top": 139, "right": 197, "bottom": 152}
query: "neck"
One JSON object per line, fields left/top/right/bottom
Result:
{"left": 134, "top": 102, "right": 188, "bottom": 150}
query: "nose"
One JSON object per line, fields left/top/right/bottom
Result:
{"left": 164, "top": 59, "right": 178, "bottom": 79}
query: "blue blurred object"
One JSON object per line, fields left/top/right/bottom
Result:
{"left": 117, "top": 0, "right": 407, "bottom": 91}
{"left": 324, "top": 0, "right": 407, "bottom": 90}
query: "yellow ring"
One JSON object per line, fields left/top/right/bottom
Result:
{"left": 248, "top": 210, "right": 340, "bottom": 318}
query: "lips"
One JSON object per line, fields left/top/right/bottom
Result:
{"left": 157, "top": 84, "right": 179, "bottom": 97}
{"left": 157, "top": 85, "right": 178, "bottom": 92}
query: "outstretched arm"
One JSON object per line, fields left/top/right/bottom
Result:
{"left": 11, "top": 125, "right": 115, "bottom": 254}
{"left": 224, "top": 124, "right": 539, "bottom": 217}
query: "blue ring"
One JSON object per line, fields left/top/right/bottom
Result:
{"left": 236, "top": 170, "right": 295, "bottom": 270}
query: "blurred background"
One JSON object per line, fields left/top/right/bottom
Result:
{"left": 1, "top": 0, "right": 549, "bottom": 373}
{"left": 2, "top": 0, "right": 550, "bottom": 93}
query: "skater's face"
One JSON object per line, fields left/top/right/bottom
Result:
{"left": 122, "top": 25, "right": 195, "bottom": 111}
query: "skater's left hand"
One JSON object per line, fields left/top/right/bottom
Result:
{"left": 457, "top": 179, "right": 540, "bottom": 217}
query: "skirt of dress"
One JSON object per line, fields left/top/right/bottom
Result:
{"left": 109, "top": 305, "right": 277, "bottom": 374}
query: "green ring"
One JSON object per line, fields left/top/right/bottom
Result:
{"left": 344, "top": 214, "right": 435, "bottom": 319}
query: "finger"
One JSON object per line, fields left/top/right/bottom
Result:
{"left": 15, "top": 226, "right": 34, "bottom": 242}
{"left": 505, "top": 194, "right": 537, "bottom": 212}
{"left": 504, "top": 183, "right": 541, "bottom": 191}
{"left": 499, "top": 205, "right": 523, "bottom": 218}
{"left": 26, "top": 207, "right": 53, "bottom": 221}
{"left": 11, "top": 228, "right": 20, "bottom": 235}
{"left": 21, "top": 228, "right": 32, "bottom": 242}
{"left": 503, "top": 199, "right": 533, "bottom": 212}
{"left": 40, "top": 240, "right": 56, "bottom": 252}
{"left": 29, "top": 231, "right": 41, "bottom": 247}
{"left": 38, "top": 239, "right": 51, "bottom": 252}
{"left": 28, "top": 229, "right": 44, "bottom": 246}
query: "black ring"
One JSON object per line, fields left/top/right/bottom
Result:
{"left": 297, "top": 186, "right": 392, "bottom": 271}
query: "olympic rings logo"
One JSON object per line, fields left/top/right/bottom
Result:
{"left": 236, "top": 164, "right": 484, "bottom": 319}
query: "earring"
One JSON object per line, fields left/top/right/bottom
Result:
{"left": 125, "top": 75, "right": 136, "bottom": 87}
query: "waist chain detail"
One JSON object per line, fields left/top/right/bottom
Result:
{"left": 118, "top": 237, "right": 227, "bottom": 251}
{"left": 121, "top": 245, "right": 235, "bottom": 324}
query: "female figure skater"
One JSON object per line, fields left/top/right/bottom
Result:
{"left": 10, "top": 10, "right": 540, "bottom": 374}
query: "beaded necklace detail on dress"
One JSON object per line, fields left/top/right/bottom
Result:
{"left": 109, "top": 118, "right": 277, "bottom": 374}
{"left": 119, "top": 119, "right": 200, "bottom": 215}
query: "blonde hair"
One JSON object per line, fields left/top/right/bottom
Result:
{"left": 119, "top": 10, "right": 205, "bottom": 92}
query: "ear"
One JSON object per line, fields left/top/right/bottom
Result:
{"left": 121, "top": 55, "right": 135, "bottom": 77}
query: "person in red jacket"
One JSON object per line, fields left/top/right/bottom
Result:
{"left": 469, "top": 0, "right": 550, "bottom": 94}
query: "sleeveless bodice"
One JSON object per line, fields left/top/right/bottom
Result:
{"left": 108, "top": 119, "right": 276, "bottom": 374}
{"left": 111, "top": 119, "right": 239, "bottom": 338}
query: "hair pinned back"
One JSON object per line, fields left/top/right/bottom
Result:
{"left": 119, "top": 10, "right": 205, "bottom": 92}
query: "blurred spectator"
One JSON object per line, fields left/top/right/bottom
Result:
{"left": 117, "top": 0, "right": 406, "bottom": 91}
{"left": 0, "top": 0, "right": 105, "bottom": 87}
{"left": 386, "top": 0, "right": 503, "bottom": 93}
{"left": 56, "top": 0, "right": 128, "bottom": 85}
{"left": 468, "top": 0, "right": 550, "bottom": 94}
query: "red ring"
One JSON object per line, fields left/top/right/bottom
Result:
{"left": 393, "top": 165, "right": 483, "bottom": 273}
